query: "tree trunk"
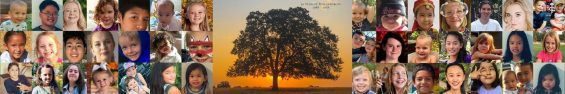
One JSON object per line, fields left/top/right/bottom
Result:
{"left": 272, "top": 72, "right": 279, "bottom": 90}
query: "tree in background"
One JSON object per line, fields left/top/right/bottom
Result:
{"left": 228, "top": 7, "right": 343, "bottom": 90}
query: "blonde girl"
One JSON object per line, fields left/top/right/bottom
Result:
{"left": 536, "top": 31, "right": 562, "bottom": 62}
{"left": 184, "top": 1, "right": 210, "bottom": 31}
{"left": 387, "top": 63, "right": 409, "bottom": 94}
{"left": 502, "top": 0, "right": 533, "bottom": 31}
{"left": 35, "top": 31, "right": 62, "bottom": 63}
{"left": 63, "top": 0, "right": 86, "bottom": 31}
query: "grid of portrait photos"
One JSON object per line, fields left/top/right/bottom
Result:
{"left": 0, "top": 0, "right": 214, "bottom": 93}
{"left": 353, "top": 0, "right": 565, "bottom": 94}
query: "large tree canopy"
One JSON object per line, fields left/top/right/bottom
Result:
{"left": 227, "top": 7, "right": 343, "bottom": 90}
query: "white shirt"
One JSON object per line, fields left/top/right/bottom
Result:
{"left": 471, "top": 19, "right": 503, "bottom": 31}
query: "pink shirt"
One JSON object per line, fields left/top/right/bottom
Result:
{"left": 537, "top": 50, "right": 562, "bottom": 62}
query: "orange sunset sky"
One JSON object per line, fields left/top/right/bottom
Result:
{"left": 213, "top": 0, "right": 352, "bottom": 88}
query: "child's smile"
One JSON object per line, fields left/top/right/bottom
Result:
{"left": 353, "top": 72, "right": 370, "bottom": 93}
{"left": 9, "top": 6, "right": 27, "bottom": 24}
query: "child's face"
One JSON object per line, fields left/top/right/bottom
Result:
{"left": 64, "top": 3, "right": 80, "bottom": 24}
{"left": 542, "top": 74, "right": 556, "bottom": 90}
{"left": 364, "top": 40, "right": 375, "bottom": 53}
{"left": 544, "top": 36, "right": 557, "bottom": 52}
{"left": 119, "top": 36, "right": 141, "bottom": 61}
{"left": 505, "top": 4, "right": 526, "bottom": 31}
{"left": 446, "top": 66, "right": 464, "bottom": 90}
{"left": 126, "top": 66, "right": 137, "bottom": 77}
{"left": 535, "top": 1, "right": 545, "bottom": 11}
{"left": 415, "top": 38, "right": 431, "bottom": 58}
{"left": 381, "top": 14, "right": 404, "bottom": 27}
{"left": 100, "top": 4, "right": 116, "bottom": 26}
{"left": 391, "top": 66, "right": 407, "bottom": 89}
{"left": 445, "top": 35, "right": 462, "bottom": 57}
{"left": 504, "top": 72, "right": 517, "bottom": 90}
{"left": 479, "top": 4, "right": 492, "bottom": 19}
{"left": 557, "top": 5, "right": 564, "bottom": 13}
{"left": 67, "top": 65, "right": 79, "bottom": 82}
{"left": 188, "top": 31, "right": 213, "bottom": 63}
{"left": 158, "top": 40, "right": 172, "bottom": 55}
{"left": 91, "top": 32, "right": 115, "bottom": 62}
{"left": 65, "top": 38, "right": 85, "bottom": 62}
{"left": 8, "top": 6, "right": 27, "bottom": 23}
{"left": 353, "top": 71, "right": 370, "bottom": 93}
{"left": 416, "top": 7, "right": 434, "bottom": 30}
{"left": 516, "top": 65, "right": 533, "bottom": 84}
{"left": 39, "top": 5, "right": 58, "bottom": 27}
{"left": 5, "top": 34, "right": 25, "bottom": 61}
{"left": 38, "top": 36, "right": 57, "bottom": 59}
{"left": 509, "top": 35, "right": 523, "bottom": 56}
{"left": 8, "top": 65, "right": 19, "bottom": 79}
{"left": 162, "top": 66, "right": 176, "bottom": 84}
{"left": 443, "top": 3, "right": 464, "bottom": 28}
{"left": 127, "top": 79, "right": 138, "bottom": 90}
{"left": 479, "top": 63, "right": 496, "bottom": 85}
{"left": 157, "top": 4, "right": 174, "bottom": 26}
{"left": 352, "top": 5, "right": 365, "bottom": 23}
{"left": 94, "top": 72, "right": 112, "bottom": 88}
{"left": 478, "top": 41, "right": 490, "bottom": 53}
{"left": 352, "top": 34, "right": 365, "bottom": 48}
{"left": 120, "top": 7, "right": 149, "bottom": 31}
{"left": 414, "top": 70, "right": 433, "bottom": 94}
{"left": 384, "top": 38, "right": 402, "bottom": 59}
{"left": 189, "top": 4, "right": 205, "bottom": 25}
{"left": 189, "top": 69, "right": 206, "bottom": 88}
{"left": 40, "top": 67, "right": 53, "bottom": 85}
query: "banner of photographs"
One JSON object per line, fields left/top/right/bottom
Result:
{"left": 352, "top": 63, "right": 565, "bottom": 94}
{"left": 0, "top": 0, "right": 212, "bottom": 32}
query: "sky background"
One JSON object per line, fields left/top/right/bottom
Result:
{"left": 213, "top": 0, "right": 352, "bottom": 88}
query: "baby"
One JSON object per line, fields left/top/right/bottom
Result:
{"left": 0, "top": 0, "right": 28, "bottom": 31}
{"left": 409, "top": 33, "right": 438, "bottom": 63}
{"left": 503, "top": 70, "right": 518, "bottom": 94}
{"left": 156, "top": 0, "right": 182, "bottom": 31}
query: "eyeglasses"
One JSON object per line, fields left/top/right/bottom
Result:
{"left": 41, "top": 12, "right": 58, "bottom": 17}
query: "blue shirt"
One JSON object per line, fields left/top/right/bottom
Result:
{"left": 533, "top": 11, "right": 550, "bottom": 29}
{"left": 62, "top": 84, "right": 86, "bottom": 94}
{"left": 4, "top": 75, "right": 31, "bottom": 94}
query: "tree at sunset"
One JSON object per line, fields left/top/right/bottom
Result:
{"left": 227, "top": 7, "right": 343, "bottom": 90}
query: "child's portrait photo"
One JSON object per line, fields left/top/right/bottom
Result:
{"left": 32, "top": 0, "right": 63, "bottom": 31}
{"left": 118, "top": 0, "right": 150, "bottom": 31}
{"left": 118, "top": 31, "right": 151, "bottom": 63}
{"left": 0, "top": 63, "right": 33, "bottom": 94}
{"left": 0, "top": 31, "right": 33, "bottom": 63}
{"left": 86, "top": 0, "right": 119, "bottom": 31}
{"left": 150, "top": 31, "right": 182, "bottom": 63}
{"left": 0, "top": 0, "right": 32, "bottom": 31}
{"left": 62, "top": 0, "right": 87, "bottom": 31}
{"left": 118, "top": 63, "right": 150, "bottom": 94}
{"left": 88, "top": 62, "right": 119, "bottom": 94}
{"left": 182, "top": 0, "right": 212, "bottom": 31}
{"left": 150, "top": 0, "right": 183, "bottom": 31}
{"left": 532, "top": 63, "right": 564, "bottom": 94}
{"left": 31, "top": 31, "right": 63, "bottom": 63}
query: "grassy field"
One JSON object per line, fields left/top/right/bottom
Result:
{"left": 532, "top": 42, "right": 565, "bottom": 61}
{"left": 214, "top": 87, "right": 350, "bottom": 94}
